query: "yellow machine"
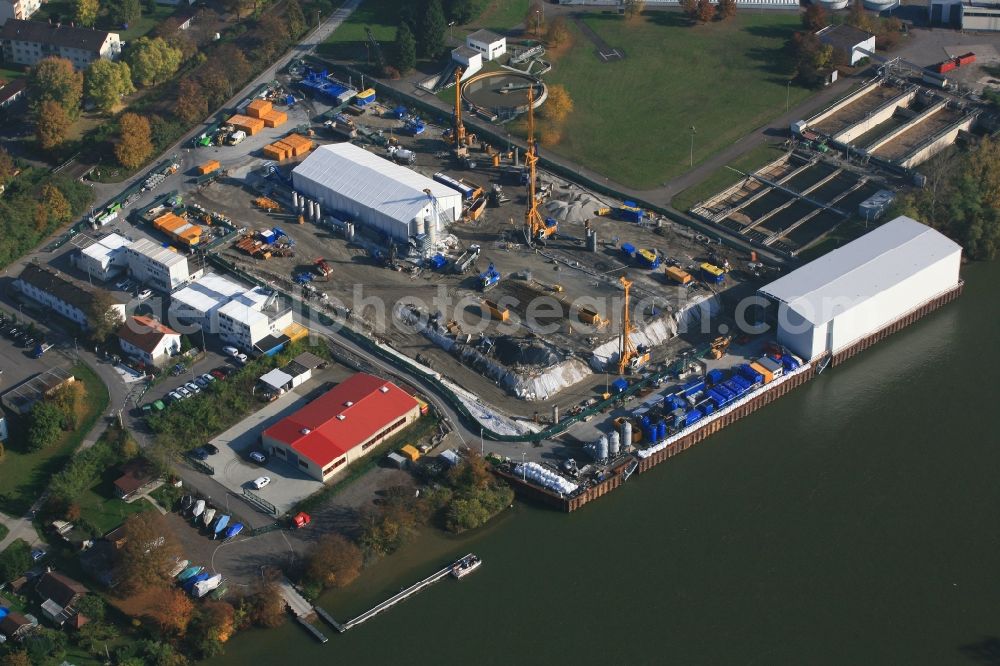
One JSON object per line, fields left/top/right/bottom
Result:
{"left": 707, "top": 335, "right": 732, "bottom": 360}
{"left": 453, "top": 68, "right": 468, "bottom": 158}
{"left": 524, "top": 87, "right": 556, "bottom": 241}
{"left": 617, "top": 275, "right": 648, "bottom": 374}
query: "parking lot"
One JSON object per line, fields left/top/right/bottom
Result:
{"left": 0, "top": 308, "right": 65, "bottom": 395}
{"left": 192, "top": 364, "right": 354, "bottom": 515}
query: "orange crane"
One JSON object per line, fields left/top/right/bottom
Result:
{"left": 453, "top": 67, "right": 468, "bottom": 158}
{"left": 617, "top": 275, "right": 649, "bottom": 375}
{"left": 524, "top": 86, "right": 555, "bottom": 241}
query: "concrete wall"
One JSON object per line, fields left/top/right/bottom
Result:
{"left": 899, "top": 114, "right": 977, "bottom": 168}
{"left": 832, "top": 88, "right": 917, "bottom": 144}
{"left": 805, "top": 80, "right": 881, "bottom": 128}
{"left": 963, "top": 6, "right": 1000, "bottom": 30}
{"left": 864, "top": 99, "right": 947, "bottom": 153}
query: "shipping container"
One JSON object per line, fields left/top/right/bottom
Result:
{"left": 781, "top": 355, "right": 800, "bottom": 372}
{"left": 957, "top": 52, "right": 976, "bottom": 66}
{"left": 664, "top": 265, "right": 693, "bottom": 285}
{"left": 682, "top": 379, "right": 705, "bottom": 397}
{"left": 936, "top": 60, "right": 957, "bottom": 74}
{"left": 262, "top": 144, "right": 288, "bottom": 161}
{"left": 737, "top": 364, "right": 763, "bottom": 385}
{"left": 749, "top": 361, "right": 773, "bottom": 384}
{"left": 246, "top": 99, "right": 272, "bottom": 119}
{"left": 700, "top": 262, "right": 725, "bottom": 283}
{"left": 620, "top": 242, "right": 636, "bottom": 258}
{"left": 481, "top": 299, "right": 509, "bottom": 322}
{"left": 261, "top": 109, "right": 287, "bottom": 128}
{"left": 706, "top": 368, "right": 724, "bottom": 385}
{"left": 434, "top": 172, "right": 475, "bottom": 199}
{"left": 197, "top": 160, "right": 220, "bottom": 175}
{"left": 757, "top": 356, "right": 783, "bottom": 378}
{"left": 611, "top": 378, "right": 629, "bottom": 393}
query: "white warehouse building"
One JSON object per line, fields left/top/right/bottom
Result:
{"left": 291, "top": 143, "right": 462, "bottom": 242}
{"left": 759, "top": 216, "right": 962, "bottom": 363}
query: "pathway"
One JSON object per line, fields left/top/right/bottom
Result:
{"left": 0, "top": 510, "right": 41, "bottom": 552}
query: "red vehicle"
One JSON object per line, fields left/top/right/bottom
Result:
{"left": 292, "top": 512, "right": 311, "bottom": 529}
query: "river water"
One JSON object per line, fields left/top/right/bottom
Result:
{"left": 213, "top": 262, "right": 997, "bottom": 665}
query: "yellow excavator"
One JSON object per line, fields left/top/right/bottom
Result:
{"left": 707, "top": 335, "right": 732, "bottom": 360}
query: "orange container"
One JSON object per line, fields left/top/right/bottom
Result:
{"left": 197, "top": 160, "right": 220, "bottom": 175}
{"left": 262, "top": 144, "right": 287, "bottom": 161}
{"left": 246, "top": 99, "right": 272, "bottom": 119}
{"left": 261, "top": 110, "right": 287, "bottom": 128}
{"left": 749, "top": 361, "right": 773, "bottom": 384}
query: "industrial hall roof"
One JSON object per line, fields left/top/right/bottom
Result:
{"left": 467, "top": 29, "right": 503, "bottom": 44}
{"left": 292, "top": 143, "right": 458, "bottom": 225}
{"left": 758, "top": 216, "right": 961, "bottom": 326}
{"left": 816, "top": 24, "right": 874, "bottom": 51}
{"left": 0, "top": 19, "right": 115, "bottom": 52}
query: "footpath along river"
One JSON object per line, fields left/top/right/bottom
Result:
{"left": 213, "top": 262, "right": 998, "bottom": 665}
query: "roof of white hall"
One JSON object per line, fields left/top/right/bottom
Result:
{"left": 291, "top": 143, "right": 458, "bottom": 224}
{"left": 758, "top": 216, "right": 961, "bottom": 326}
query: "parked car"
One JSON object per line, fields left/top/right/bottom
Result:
{"left": 184, "top": 382, "right": 201, "bottom": 394}
{"left": 249, "top": 451, "right": 267, "bottom": 464}
{"left": 223, "top": 346, "right": 239, "bottom": 356}
{"left": 170, "top": 363, "right": 186, "bottom": 377}
{"left": 193, "top": 376, "right": 209, "bottom": 388}
{"left": 115, "top": 279, "right": 130, "bottom": 290}
{"left": 167, "top": 390, "right": 183, "bottom": 403}
{"left": 251, "top": 476, "right": 271, "bottom": 490}
{"left": 235, "top": 353, "right": 248, "bottom": 364}
{"left": 204, "top": 443, "right": 219, "bottom": 455}
{"left": 31, "top": 549, "right": 46, "bottom": 562}
{"left": 200, "top": 373, "right": 215, "bottom": 384}
{"left": 210, "top": 369, "right": 228, "bottom": 380}
{"left": 137, "top": 288, "right": 153, "bottom": 300}
{"left": 190, "top": 447, "right": 209, "bottom": 460}
{"left": 176, "top": 386, "right": 192, "bottom": 398}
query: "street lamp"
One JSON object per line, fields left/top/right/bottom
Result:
{"left": 786, "top": 80, "right": 791, "bottom": 112}
{"left": 521, "top": 451, "right": 526, "bottom": 481}
{"left": 689, "top": 126, "right": 697, "bottom": 167}
{"left": 479, "top": 427, "right": 484, "bottom": 456}
{"left": 448, "top": 21, "right": 456, "bottom": 45}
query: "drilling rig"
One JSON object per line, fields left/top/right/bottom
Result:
{"left": 452, "top": 67, "right": 468, "bottom": 158}
{"left": 617, "top": 275, "right": 649, "bottom": 375}
{"left": 524, "top": 86, "right": 556, "bottom": 243}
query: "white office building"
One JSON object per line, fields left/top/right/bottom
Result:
{"left": 14, "top": 264, "right": 125, "bottom": 329}
{"left": 466, "top": 29, "right": 506, "bottom": 61}
{"left": 77, "top": 233, "right": 129, "bottom": 282}
{"left": 169, "top": 272, "right": 247, "bottom": 329}
{"left": 125, "top": 238, "right": 190, "bottom": 293}
{"left": 217, "top": 287, "right": 293, "bottom": 351}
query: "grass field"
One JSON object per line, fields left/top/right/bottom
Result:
{"left": 0, "top": 363, "right": 110, "bottom": 516}
{"left": 0, "top": 523, "right": 7, "bottom": 542}
{"left": 671, "top": 143, "right": 787, "bottom": 212}
{"left": 76, "top": 467, "right": 149, "bottom": 535}
{"left": 0, "top": 67, "right": 26, "bottom": 82}
{"left": 543, "top": 12, "right": 814, "bottom": 190}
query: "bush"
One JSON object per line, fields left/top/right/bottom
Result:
{"left": 0, "top": 539, "right": 33, "bottom": 583}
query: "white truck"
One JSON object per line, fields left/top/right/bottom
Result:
{"left": 228, "top": 130, "right": 247, "bottom": 146}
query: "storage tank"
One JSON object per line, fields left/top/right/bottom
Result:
{"left": 657, "top": 421, "right": 667, "bottom": 440}
{"left": 296, "top": 195, "right": 304, "bottom": 212}
{"left": 596, "top": 435, "right": 608, "bottom": 461}
{"left": 608, "top": 430, "right": 620, "bottom": 456}
{"left": 415, "top": 216, "right": 425, "bottom": 236}
{"left": 314, "top": 201, "right": 322, "bottom": 221}
{"left": 620, "top": 420, "right": 632, "bottom": 447}
{"left": 292, "top": 191, "right": 299, "bottom": 209}
{"left": 587, "top": 229, "right": 597, "bottom": 253}
{"left": 345, "top": 222, "right": 355, "bottom": 241}
{"left": 552, "top": 405, "right": 559, "bottom": 423}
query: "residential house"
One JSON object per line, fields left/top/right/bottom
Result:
{"left": 0, "top": 78, "right": 25, "bottom": 108}
{"left": 14, "top": 263, "right": 126, "bottom": 330}
{"left": 112, "top": 459, "right": 156, "bottom": 499}
{"left": 0, "top": 609, "right": 35, "bottom": 642}
{"left": 0, "top": 0, "right": 41, "bottom": 26}
{"left": 117, "top": 315, "right": 181, "bottom": 366}
{"left": 466, "top": 29, "right": 506, "bottom": 61}
{"left": 815, "top": 24, "right": 876, "bottom": 66}
{"left": 35, "top": 571, "right": 88, "bottom": 626}
{"left": 0, "top": 19, "right": 121, "bottom": 68}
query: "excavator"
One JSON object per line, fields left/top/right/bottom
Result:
{"left": 524, "top": 86, "right": 556, "bottom": 243}
{"left": 707, "top": 334, "right": 732, "bottom": 360}
{"left": 617, "top": 275, "right": 649, "bottom": 375}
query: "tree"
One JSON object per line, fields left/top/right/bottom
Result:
{"left": 803, "top": 3, "right": 827, "bottom": 31}
{"left": 28, "top": 57, "right": 84, "bottom": 116}
{"left": 50, "top": 381, "right": 86, "bottom": 431}
{"left": 0, "top": 652, "right": 32, "bottom": 666}
{"left": 285, "top": 0, "right": 306, "bottom": 37}
{"left": 118, "top": 512, "right": 181, "bottom": 593}
{"left": 85, "top": 60, "right": 135, "bottom": 113}
{"left": 148, "top": 587, "right": 195, "bottom": 636}
{"left": 144, "top": 0, "right": 157, "bottom": 14}
{"left": 28, "top": 401, "right": 64, "bottom": 451}
{"left": 525, "top": 1, "right": 545, "bottom": 36}
{"left": 304, "top": 533, "right": 362, "bottom": 589}
{"left": 38, "top": 182, "right": 73, "bottom": 229}
{"left": 114, "top": 112, "right": 153, "bottom": 169}
{"left": 696, "top": 0, "right": 716, "bottom": 22}
{"left": 445, "top": 0, "right": 486, "bottom": 23}
{"left": 87, "top": 287, "right": 123, "bottom": 341}
{"left": 680, "top": 0, "right": 698, "bottom": 20}
{"left": 35, "top": 101, "right": 72, "bottom": 151}
{"left": 718, "top": 0, "right": 736, "bottom": 20}
{"left": 253, "top": 13, "right": 292, "bottom": 63}
{"left": 110, "top": 0, "right": 141, "bottom": 26}
{"left": 0, "top": 148, "right": 15, "bottom": 187}
{"left": 541, "top": 84, "right": 573, "bottom": 124}
{"left": 0, "top": 539, "right": 32, "bottom": 582}
{"left": 244, "top": 580, "right": 286, "bottom": 628}
{"left": 74, "top": 594, "right": 107, "bottom": 623}
{"left": 623, "top": 0, "right": 645, "bottom": 19}
{"left": 127, "top": 37, "right": 183, "bottom": 87}
{"left": 392, "top": 23, "right": 417, "bottom": 74}
{"left": 75, "top": 0, "right": 99, "bottom": 27}
{"left": 418, "top": 0, "right": 446, "bottom": 58}
{"left": 545, "top": 16, "right": 571, "bottom": 49}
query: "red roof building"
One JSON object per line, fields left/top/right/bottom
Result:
{"left": 261, "top": 373, "right": 420, "bottom": 481}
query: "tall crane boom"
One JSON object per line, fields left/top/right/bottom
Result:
{"left": 454, "top": 67, "right": 467, "bottom": 151}
{"left": 524, "top": 85, "right": 551, "bottom": 241}
{"left": 618, "top": 275, "right": 637, "bottom": 376}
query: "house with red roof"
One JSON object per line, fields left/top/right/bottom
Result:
{"left": 117, "top": 315, "right": 181, "bottom": 367}
{"left": 261, "top": 373, "right": 420, "bottom": 482}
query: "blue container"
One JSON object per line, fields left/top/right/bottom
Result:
{"left": 707, "top": 389, "right": 727, "bottom": 407}
{"left": 701, "top": 401, "right": 715, "bottom": 415}
{"left": 621, "top": 243, "right": 636, "bottom": 257}
{"left": 657, "top": 421, "right": 667, "bottom": 441}
{"left": 429, "top": 254, "right": 447, "bottom": 270}
{"left": 684, "top": 409, "right": 703, "bottom": 426}
{"left": 716, "top": 385, "right": 735, "bottom": 401}
{"left": 782, "top": 355, "right": 800, "bottom": 371}
{"left": 643, "top": 426, "right": 655, "bottom": 443}
{"left": 640, "top": 414, "right": 651, "bottom": 426}
{"left": 682, "top": 379, "right": 705, "bottom": 397}
{"left": 612, "top": 378, "right": 629, "bottom": 393}
{"left": 706, "top": 368, "right": 724, "bottom": 385}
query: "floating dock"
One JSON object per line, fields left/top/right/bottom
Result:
{"left": 278, "top": 577, "right": 329, "bottom": 643}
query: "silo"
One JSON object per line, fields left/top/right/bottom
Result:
{"left": 345, "top": 222, "right": 355, "bottom": 241}
{"left": 415, "top": 216, "right": 426, "bottom": 236}
{"left": 552, "top": 405, "right": 559, "bottom": 423}
{"left": 292, "top": 192, "right": 299, "bottom": 209}
{"left": 657, "top": 421, "right": 667, "bottom": 441}
{"left": 608, "top": 430, "right": 620, "bottom": 456}
{"left": 587, "top": 229, "right": 597, "bottom": 253}
{"left": 596, "top": 435, "right": 608, "bottom": 461}
{"left": 620, "top": 419, "right": 632, "bottom": 447}
{"left": 314, "top": 201, "right": 322, "bottom": 221}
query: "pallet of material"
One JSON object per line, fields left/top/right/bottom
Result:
{"left": 281, "top": 133, "right": 313, "bottom": 156}
{"left": 262, "top": 144, "right": 288, "bottom": 161}
{"left": 261, "top": 109, "right": 287, "bottom": 128}
{"left": 197, "top": 160, "right": 220, "bottom": 175}
{"left": 247, "top": 99, "right": 272, "bottom": 119}
{"left": 228, "top": 114, "right": 265, "bottom": 135}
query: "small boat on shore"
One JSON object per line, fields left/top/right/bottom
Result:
{"left": 192, "top": 500, "right": 205, "bottom": 520}
{"left": 184, "top": 572, "right": 211, "bottom": 592}
{"left": 451, "top": 554, "right": 482, "bottom": 579}
{"left": 177, "top": 565, "right": 203, "bottom": 582}
{"left": 202, "top": 508, "right": 216, "bottom": 527}
{"left": 212, "top": 515, "right": 230, "bottom": 538}
{"left": 168, "top": 559, "right": 190, "bottom": 578}
{"left": 193, "top": 574, "right": 223, "bottom": 598}
{"left": 224, "top": 523, "right": 243, "bottom": 540}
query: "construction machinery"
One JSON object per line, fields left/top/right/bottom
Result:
{"left": 523, "top": 86, "right": 555, "bottom": 242}
{"left": 478, "top": 263, "right": 501, "bottom": 291}
{"left": 452, "top": 68, "right": 468, "bottom": 158}
{"left": 617, "top": 275, "right": 649, "bottom": 375}
{"left": 254, "top": 196, "right": 280, "bottom": 212}
{"left": 452, "top": 244, "right": 481, "bottom": 273}
{"left": 707, "top": 335, "right": 732, "bottom": 360}
{"left": 365, "top": 27, "right": 387, "bottom": 73}
{"left": 314, "top": 258, "right": 333, "bottom": 279}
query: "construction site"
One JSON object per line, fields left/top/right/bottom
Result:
{"left": 155, "top": 69, "right": 761, "bottom": 422}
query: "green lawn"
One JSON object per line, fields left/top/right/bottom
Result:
{"left": 0, "top": 523, "right": 7, "bottom": 542}
{"left": 76, "top": 467, "right": 149, "bottom": 535}
{"left": 543, "top": 12, "right": 815, "bottom": 189}
{"left": 0, "top": 363, "right": 110, "bottom": 516}
{"left": 0, "top": 66, "right": 26, "bottom": 82}
{"left": 38, "top": 0, "right": 176, "bottom": 42}
{"left": 472, "top": 0, "right": 530, "bottom": 34}
{"left": 671, "top": 143, "right": 787, "bottom": 212}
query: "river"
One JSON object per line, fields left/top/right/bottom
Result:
{"left": 213, "top": 262, "right": 997, "bottom": 665}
